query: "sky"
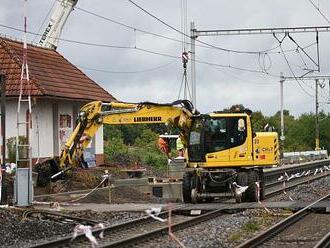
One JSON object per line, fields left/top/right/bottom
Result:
{"left": 1, "top": 0, "right": 330, "bottom": 116}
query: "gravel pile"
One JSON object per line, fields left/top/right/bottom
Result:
{"left": 148, "top": 209, "right": 285, "bottom": 248}
{"left": 0, "top": 208, "right": 73, "bottom": 248}
{"left": 267, "top": 176, "right": 330, "bottom": 202}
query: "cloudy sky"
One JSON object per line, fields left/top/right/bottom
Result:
{"left": 2, "top": 0, "right": 330, "bottom": 116}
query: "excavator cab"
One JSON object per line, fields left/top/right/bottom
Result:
{"left": 187, "top": 114, "right": 249, "bottom": 165}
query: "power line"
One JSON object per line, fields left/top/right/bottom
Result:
{"left": 307, "top": 0, "right": 330, "bottom": 24}
{"left": 1, "top": 22, "right": 319, "bottom": 81}
{"left": 194, "top": 57, "right": 279, "bottom": 77}
{"left": 279, "top": 43, "right": 315, "bottom": 97}
{"left": 77, "top": 6, "right": 286, "bottom": 55}
{"left": 126, "top": 0, "right": 282, "bottom": 55}
{"left": 78, "top": 59, "right": 177, "bottom": 74}
{"left": 0, "top": 23, "right": 284, "bottom": 76}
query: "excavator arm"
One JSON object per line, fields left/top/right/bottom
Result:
{"left": 58, "top": 100, "right": 195, "bottom": 172}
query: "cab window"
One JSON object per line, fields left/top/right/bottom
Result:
{"left": 204, "top": 117, "right": 247, "bottom": 153}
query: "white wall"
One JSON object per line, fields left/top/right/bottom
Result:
{"left": 95, "top": 124, "right": 103, "bottom": 155}
{"left": 1, "top": 99, "right": 104, "bottom": 161}
{"left": 31, "top": 101, "right": 54, "bottom": 158}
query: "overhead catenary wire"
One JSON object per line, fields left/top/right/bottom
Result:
{"left": 0, "top": 23, "right": 283, "bottom": 77}
{"left": 78, "top": 59, "right": 177, "bottom": 74}
{"left": 126, "top": 0, "right": 283, "bottom": 55}
{"left": 307, "top": 0, "right": 330, "bottom": 24}
{"left": 278, "top": 42, "right": 315, "bottom": 98}
{"left": 2, "top": 21, "right": 323, "bottom": 84}
{"left": 75, "top": 4, "right": 283, "bottom": 55}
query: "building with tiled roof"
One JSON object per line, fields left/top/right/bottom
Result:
{"left": 0, "top": 36, "right": 116, "bottom": 165}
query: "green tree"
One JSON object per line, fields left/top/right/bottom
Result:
{"left": 251, "top": 111, "right": 267, "bottom": 132}
{"left": 134, "top": 129, "right": 158, "bottom": 149}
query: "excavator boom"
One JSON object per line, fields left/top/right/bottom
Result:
{"left": 58, "top": 100, "right": 194, "bottom": 170}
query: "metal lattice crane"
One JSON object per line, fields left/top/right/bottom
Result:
{"left": 38, "top": 0, "right": 78, "bottom": 50}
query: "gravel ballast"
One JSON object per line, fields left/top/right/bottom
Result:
{"left": 0, "top": 209, "right": 145, "bottom": 248}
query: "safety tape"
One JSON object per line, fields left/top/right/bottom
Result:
{"left": 282, "top": 181, "right": 294, "bottom": 201}
{"left": 69, "top": 177, "right": 107, "bottom": 203}
{"left": 278, "top": 165, "right": 330, "bottom": 182}
{"left": 277, "top": 165, "right": 330, "bottom": 201}
{"left": 145, "top": 205, "right": 186, "bottom": 248}
{"left": 145, "top": 207, "right": 166, "bottom": 222}
{"left": 232, "top": 182, "right": 249, "bottom": 196}
{"left": 255, "top": 182, "right": 272, "bottom": 214}
{"left": 32, "top": 177, "right": 108, "bottom": 210}
{"left": 167, "top": 203, "right": 186, "bottom": 248}
{"left": 71, "top": 223, "right": 105, "bottom": 247}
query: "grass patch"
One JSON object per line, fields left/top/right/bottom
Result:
{"left": 229, "top": 219, "right": 262, "bottom": 242}
{"left": 242, "top": 220, "right": 261, "bottom": 233}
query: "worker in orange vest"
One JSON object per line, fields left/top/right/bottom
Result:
{"left": 158, "top": 137, "right": 170, "bottom": 159}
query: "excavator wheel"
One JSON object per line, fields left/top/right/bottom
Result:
{"left": 245, "top": 171, "right": 259, "bottom": 202}
{"left": 182, "top": 172, "right": 193, "bottom": 203}
{"left": 236, "top": 171, "right": 248, "bottom": 203}
{"left": 182, "top": 171, "right": 197, "bottom": 203}
{"left": 34, "top": 158, "right": 60, "bottom": 187}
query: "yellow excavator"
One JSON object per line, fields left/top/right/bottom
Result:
{"left": 37, "top": 100, "right": 279, "bottom": 203}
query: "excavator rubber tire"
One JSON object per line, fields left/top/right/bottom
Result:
{"left": 182, "top": 171, "right": 196, "bottom": 203}
{"left": 236, "top": 171, "right": 248, "bottom": 203}
{"left": 34, "top": 158, "right": 60, "bottom": 187}
{"left": 246, "top": 170, "right": 259, "bottom": 202}
{"left": 258, "top": 170, "right": 266, "bottom": 200}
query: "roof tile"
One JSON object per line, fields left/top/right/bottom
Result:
{"left": 0, "top": 36, "right": 116, "bottom": 102}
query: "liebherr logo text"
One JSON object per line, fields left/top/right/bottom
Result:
{"left": 134, "top": 117, "right": 162, "bottom": 122}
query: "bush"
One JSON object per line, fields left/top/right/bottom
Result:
{"left": 143, "top": 152, "right": 167, "bottom": 170}
{"left": 7, "top": 136, "right": 28, "bottom": 163}
{"left": 110, "top": 152, "right": 141, "bottom": 167}
{"left": 104, "top": 136, "right": 127, "bottom": 162}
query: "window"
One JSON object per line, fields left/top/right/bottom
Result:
{"left": 204, "top": 117, "right": 247, "bottom": 153}
{"left": 59, "top": 114, "right": 72, "bottom": 128}
{"left": 59, "top": 114, "right": 72, "bottom": 150}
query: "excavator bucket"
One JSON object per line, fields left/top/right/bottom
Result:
{"left": 34, "top": 158, "right": 61, "bottom": 187}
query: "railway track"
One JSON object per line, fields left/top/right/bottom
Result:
{"left": 30, "top": 159, "right": 330, "bottom": 247}
{"left": 22, "top": 209, "right": 100, "bottom": 226}
{"left": 237, "top": 193, "right": 330, "bottom": 248}
{"left": 31, "top": 206, "right": 199, "bottom": 248}
{"left": 264, "top": 159, "right": 330, "bottom": 196}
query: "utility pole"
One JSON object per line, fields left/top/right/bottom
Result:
{"left": 280, "top": 73, "right": 285, "bottom": 154}
{"left": 190, "top": 21, "right": 197, "bottom": 109}
{"left": 315, "top": 79, "right": 320, "bottom": 150}
{"left": 0, "top": 74, "right": 6, "bottom": 204}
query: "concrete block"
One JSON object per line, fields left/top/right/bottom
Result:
{"left": 113, "top": 178, "right": 149, "bottom": 187}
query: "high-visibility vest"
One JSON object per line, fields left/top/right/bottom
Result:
{"left": 176, "top": 137, "right": 184, "bottom": 150}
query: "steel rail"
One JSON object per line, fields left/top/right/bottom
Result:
{"left": 265, "top": 170, "right": 330, "bottom": 197}
{"left": 237, "top": 193, "right": 330, "bottom": 248}
{"left": 30, "top": 206, "right": 187, "bottom": 248}
{"left": 100, "top": 208, "right": 228, "bottom": 248}
{"left": 23, "top": 209, "right": 100, "bottom": 225}
{"left": 314, "top": 231, "right": 330, "bottom": 248}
